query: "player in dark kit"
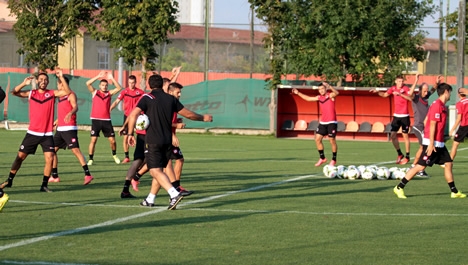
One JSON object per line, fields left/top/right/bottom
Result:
{"left": 126, "top": 74, "right": 213, "bottom": 210}
{"left": 1, "top": 70, "right": 71, "bottom": 194}
{"left": 0, "top": 85, "right": 8, "bottom": 211}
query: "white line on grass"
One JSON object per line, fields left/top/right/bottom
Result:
{"left": 0, "top": 174, "right": 317, "bottom": 252}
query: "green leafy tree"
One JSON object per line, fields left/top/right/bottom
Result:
{"left": 92, "top": 0, "right": 180, "bottom": 87}
{"left": 250, "top": 0, "right": 434, "bottom": 87}
{"left": 443, "top": 5, "right": 468, "bottom": 53}
{"left": 160, "top": 47, "right": 202, "bottom": 72}
{"left": 8, "top": 0, "right": 99, "bottom": 70}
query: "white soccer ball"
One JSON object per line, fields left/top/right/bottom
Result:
{"left": 135, "top": 114, "right": 150, "bottom": 130}
{"left": 327, "top": 171, "right": 338, "bottom": 179}
{"left": 357, "top": 165, "right": 367, "bottom": 175}
{"left": 361, "top": 171, "right": 374, "bottom": 180}
{"left": 336, "top": 165, "right": 347, "bottom": 179}
{"left": 347, "top": 168, "right": 360, "bottom": 180}
{"left": 388, "top": 167, "right": 399, "bottom": 180}
{"left": 376, "top": 167, "right": 390, "bottom": 180}
{"left": 393, "top": 170, "right": 406, "bottom": 180}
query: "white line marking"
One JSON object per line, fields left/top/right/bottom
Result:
{"left": 0, "top": 174, "right": 318, "bottom": 252}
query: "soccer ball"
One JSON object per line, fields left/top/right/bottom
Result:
{"left": 135, "top": 114, "right": 150, "bottom": 130}
{"left": 393, "top": 170, "right": 406, "bottom": 180}
{"left": 361, "top": 171, "right": 374, "bottom": 180}
{"left": 376, "top": 167, "right": 390, "bottom": 180}
{"left": 327, "top": 171, "right": 338, "bottom": 179}
{"left": 347, "top": 167, "right": 360, "bottom": 180}
{"left": 336, "top": 165, "right": 347, "bottom": 179}
{"left": 388, "top": 167, "right": 399, "bottom": 180}
{"left": 323, "top": 165, "right": 337, "bottom": 178}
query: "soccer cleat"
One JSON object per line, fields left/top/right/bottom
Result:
{"left": 179, "top": 186, "right": 194, "bottom": 197}
{"left": 416, "top": 170, "right": 430, "bottom": 178}
{"left": 396, "top": 155, "right": 404, "bottom": 164}
{"left": 399, "top": 157, "right": 409, "bottom": 165}
{"left": 315, "top": 158, "right": 327, "bottom": 167}
{"left": 48, "top": 177, "right": 60, "bottom": 183}
{"left": 440, "top": 164, "right": 446, "bottom": 168}
{"left": 113, "top": 155, "right": 121, "bottom": 164}
{"left": 329, "top": 160, "right": 336, "bottom": 166}
{"left": 140, "top": 199, "right": 154, "bottom": 207}
{"left": 1, "top": 180, "right": 12, "bottom": 189}
{"left": 131, "top": 179, "right": 140, "bottom": 192}
{"left": 168, "top": 195, "right": 183, "bottom": 210}
{"left": 0, "top": 193, "right": 9, "bottom": 212}
{"left": 40, "top": 186, "right": 53, "bottom": 193}
{"left": 451, "top": 191, "right": 467, "bottom": 198}
{"left": 120, "top": 192, "right": 136, "bottom": 199}
{"left": 393, "top": 186, "right": 407, "bottom": 199}
{"left": 87, "top": 159, "right": 94, "bottom": 166}
{"left": 83, "top": 175, "right": 94, "bottom": 185}
{"left": 121, "top": 157, "right": 131, "bottom": 164}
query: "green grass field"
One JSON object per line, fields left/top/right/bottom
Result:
{"left": 1, "top": 129, "right": 468, "bottom": 265}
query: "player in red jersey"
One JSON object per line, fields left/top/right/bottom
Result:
{"left": 292, "top": 82, "right": 339, "bottom": 167}
{"left": 449, "top": 88, "right": 468, "bottom": 160}
{"left": 370, "top": 75, "right": 411, "bottom": 165}
{"left": 110, "top": 75, "right": 145, "bottom": 164}
{"left": 1, "top": 70, "right": 71, "bottom": 193}
{"left": 393, "top": 83, "right": 466, "bottom": 199}
{"left": 49, "top": 76, "right": 94, "bottom": 185}
{"left": 86, "top": 71, "right": 122, "bottom": 165}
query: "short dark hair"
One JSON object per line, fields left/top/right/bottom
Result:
{"left": 128, "top": 75, "right": 136, "bottom": 82}
{"left": 163, "top": 78, "right": 171, "bottom": 84}
{"left": 395, "top": 75, "right": 404, "bottom": 80}
{"left": 168, "top": 82, "right": 183, "bottom": 92}
{"left": 149, "top": 74, "right": 163, "bottom": 89}
{"left": 437, "top": 83, "right": 452, "bottom": 96}
{"left": 37, "top": 72, "right": 49, "bottom": 80}
{"left": 100, "top": 79, "right": 108, "bottom": 84}
{"left": 458, "top": 88, "right": 466, "bottom": 97}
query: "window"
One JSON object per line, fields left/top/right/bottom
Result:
{"left": 401, "top": 61, "right": 418, "bottom": 73}
{"left": 97, "top": 47, "right": 109, "bottom": 69}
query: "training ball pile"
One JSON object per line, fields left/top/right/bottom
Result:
{"left": 135, "top": 114, "right": 150, "bottom": 130}
{"left": 323, "top": 165, "right": 408, "bottom": 180}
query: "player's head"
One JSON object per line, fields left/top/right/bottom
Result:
{"left": 168, "top": 82, "right": 183, "bottom": 99}
{"left": 57, "top": 76, "right": 69, "bottom": 90}
{"left": 99, "top": 79, "right": 109, "bottom": 91}
{"left": 419, "top": 83, "right": 429, "bottom": 98}
{"left": 394, "top": 75, "right": 404, "bottom": 88}
{"left": 437, "top": 83, "right": 452, "bottom": 101}
{"left": 458, "top": 88, "right": 466, "bottom": 98}
{"left": 37, "top": 73, "right": 49, "bottom": 90}
{"left": 317, "top": 82, "right": 327, "bottom": 95}
{"left": 149, "top": 74, "right": 163, "bottom": 90}
{"left": 128, "top": 75, "right": 136, "bottom": 89}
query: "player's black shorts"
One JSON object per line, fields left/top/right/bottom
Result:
{"left": 417, "top": 145, "right": 452, "bottom": 167}
{"left": 90, "top": 119, "right": 115, "bottom": 137}
{"left": 170, "top": 146, "right": 184, "bottom": 160}
{"left": 316, "top": 123, "right": 337, "bottom": 138}
{"left": 54, "top": 130, "right": 80, "bottom": 149}
{"left": 412, "top": 125, "right": 424, "bottom": 145}
{"left": 19, "top": 133, "right": 55, "bottom": 155}
{"left": 391, "top": 116, "right": 410, "bottom": 133}
{"left": 133, "top": 134, "right": 146, "bottom": 161}
{"left": 121, "top": 115, "right": 128, "bottom": 135}
{"left": 454, "top": 125, "right": 468, "bottom": 143}
{"left": 145, "top": 143, "right": 172, "bottom": 169}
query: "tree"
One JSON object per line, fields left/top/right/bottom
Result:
{"left": 92, "top": 0, "right": 180, "bottom": 88}
{"left": 249, "top": 0, "right": 434, "bottom": 87}
{"left": 8, "top": 0, "right": 99, "bottom": 71}
{"left": 444, "top": 5, "right": 468, "bottom": 53}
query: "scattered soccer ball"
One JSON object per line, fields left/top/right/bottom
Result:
{"left": 323, "top": 165, "right": 337, "bottom": 178}
{"left": 347, "top": 167, "right": 360, "bottom": 180}
{"left": 361, "top": 171, "right": 374, "bottom": 180}
{"left": 135, "top": 114, "right": 150, "bottom": 130}
{"left": 336, "top": 165, "right": 347, "bottom": 179}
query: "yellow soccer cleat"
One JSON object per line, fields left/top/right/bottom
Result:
{"left": 451, "top": 191, "right": 467, "bottom": 199}
{"left": 0, "top": 193, "right": 9, "bottom": 212}
{"left": 113, "top": 155, "right": 120, "bottom": 164}
{"left": 393, "top": 186, "right": 407, "bottom": 199}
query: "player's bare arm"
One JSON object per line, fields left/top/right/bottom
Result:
{"left": 126, "top": 107, "right": 143, "bottom": 147}
{"left": 178, "top": 108, "right": 213, "bottom": 122}
{"left": 110, "top": 98, "right": 121, "bottom": 111}
{"left": 324, "top": 82, "right": 339, "bottom": 98}
{"left": 407, "top": 73, "right": 420, "bottom": 98}
{"left": 54, "top": 69, "right": 72, "bottom": 98}
{"left": 170, "top": 66, "right": 182, "bottom": 83}
{"left": 11, "top": 76, "right": 34, "bottom": 98}
{"left": 450, "top": 114, "right": 462, "bottom": 137}
{"left": 369, "top": 88, "right": 390, "bottom": 98}
{"left": 86, "top": 71, "right": 106, "bottom": 93}
{"left": 291, "top": 88, "right": 319, "bottom": 101}
{"left": 107, "top": 73, "right": 123, "bottom": 96}
{"left": 432, "top": 75, "right": 443, "bottom": 93}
